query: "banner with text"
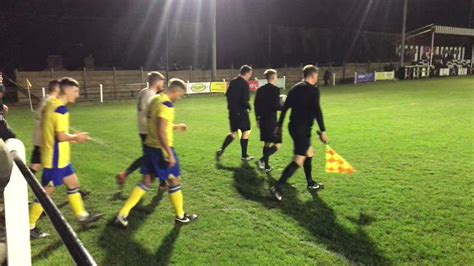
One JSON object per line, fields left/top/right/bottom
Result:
{"left": 375, "top": 71, "right": 395, "bottom": 81}
{"left": 187, "top": 82, "right": 211, "bottom": 94}
{"left": 210, "top": 82, "right": 228, "bottom": 93}
{"left": 355, "top": 72, "right": 375, "bottom": 84}
{"left": 248, "top": 81, "right": 259, "bottom": 92}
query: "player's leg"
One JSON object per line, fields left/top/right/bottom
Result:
{"left": 165, "top": 156, "right": 198, "bottom": 226}
{"left": 240, "top": 130, "right": 253, "bottom": 160}
{"left": 63, "top": 169, "right": 102, "bottom": 226}
{"left": 304, "top": 147, "right": 324, "bottom": 191}
{"left": 260, "top": 142, "right": 281, "bottom": 172}
{"left": 29, "top": 185, "right": 55, "bottom": 240}
{"left": 216, "top": 130, "right": 237, "bottom": 161}
{"left": 271, "top": 154, "right": 305, "bottom": 201}
{"left": 116, "top": 134, "right": 147, "bottom": 188}
{"left": 240, "top": 113, "right": 254, "bottom": 161}
{"left": 217, "top": 112, "right": 240, "bottom": 161}
{"left": 29, "top": 145, "right": 42, "bottom": 174}
{"left": 116, "top": 145, "right": 155, "bottom": 227}
{"left": 271, "top": 127, "right": 307, "bottom": 200}
{"left": 116, "top": 175, "right": 153, "bottom": 227}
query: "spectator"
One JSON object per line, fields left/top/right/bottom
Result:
{"left": 323, "top": 69, "right": 332, "bottom": 86}
{"left": 0, "top": 73, "right": 16, "bottom": 141}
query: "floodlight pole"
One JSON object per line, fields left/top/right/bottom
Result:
{"left": 400, "top": 0, "right": 408, "bottom": 67}
{"left": 211, "top": 0, "right": 217, "bottom": 81}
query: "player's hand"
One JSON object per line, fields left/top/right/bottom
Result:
{"left": 319, "top": 131, "right": 328, "bottom": 144}
{"left": 168, "top": 153, "right": 177, "bottom": 168}
{"left": 75, "top": 132, "right": 90, "bottom": 143}
{"left": 256, "top": 120, "right": 260, "bottom": 129}
{"left": 3, "top": 105, "right": 8, "bottom": 113}
{"left": 174, "top": 123, "right": 188, "bottom": 132}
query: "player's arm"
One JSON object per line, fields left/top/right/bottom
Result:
{"left": 157, "top": 117, "right": 176, "bottom": 167}
{"left": 313, "top": 89, "right": 328, "bottom": 144}
{"left": 254, "top": 91, "right": 262, "bottom": 124}
{"left": 55, "top": 131, "right": 89, "bottom": 143}
{"left": 54, "top": 108, "right": 89, "bottom": 144}
{"left": 273, "top": 88, "right": 282, "bottom": 111}
{"left": 241, "top": 82, "right": 251, "bottom": 111}
{"left": 276, "top": 91, "right": 292, "bottom": 128}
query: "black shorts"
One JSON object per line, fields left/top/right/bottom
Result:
{"left": 31, "top": 145, "right": 41, "bottom": 164}
{"left": 259, "top": 118, "right": 281, "bottom": 143}
{"left": 289, "top": 125, "right": 311, "bottom": 156}
{"left": 0, "top": 120, "right": 16, "bottom": 141}
{"left": 229, "top": 111, "right": 251, "bottom": 132}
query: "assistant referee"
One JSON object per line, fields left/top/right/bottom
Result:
{"left": 271, "top": 65, "right": 328, "bottom": 201}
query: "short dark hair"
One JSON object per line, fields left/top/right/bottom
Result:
{"left": 264, "top": 69, "right": 277, "bottom": 80}
{"left": 48, "top": 79, "right": 60, "bottom": 93}
{"left": 302, "top": 65, "right": 319, "bottom": 78}
{"left": 240, "top": 65, "right": 253, "bottom": 76}
{"left": 59, "top": 77, "right": 79, "bottom": 91}
{"left": 148, "top": 71, "right": 165, "bottom": 86}
{"left": 168, "top": 78, "right": 187, "bottom": 91}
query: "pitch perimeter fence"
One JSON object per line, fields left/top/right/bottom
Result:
{"left": 12, "top": 62, "right": 394, "bottom": 105}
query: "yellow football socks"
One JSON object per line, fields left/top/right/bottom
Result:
{"left": 29, "top": 202, "right": 44, "bottom": 229}
{"left": 169, "top": 185, "right": 185, "bottom": 219}
{"left": 118, "top": 184, "right": 149, "bottom": 217}
{"left": 67, "top": 188, "right": 88, "bottom": 218}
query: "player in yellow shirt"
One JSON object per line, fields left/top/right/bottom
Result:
{"left": 116, "top": 78, "right": 198, "bottom": 227}
{"left": 29, "top": 77, "right": 102, "bottom": 240}
{"left": 29, "top": 79, "right": 60, "bottom": 174}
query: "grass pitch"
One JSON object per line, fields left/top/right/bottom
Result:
{"left": 7, "top": 76, "right": 474, "bottom": 265}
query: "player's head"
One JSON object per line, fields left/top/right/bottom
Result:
{"left": 148, "top": 71, "right": 165, "bottom": 92}
{"left": 59, "top": 77, "right": 80, "bottom": 103}
{"left": 167, "top": 78, "right": 187, "bottom": 102}
{"left": 239, "top": 65, "right": 253, "bottom": 81}
{"left": 264, "top": 69, "right": 277, "bottom": 83}
{"left": 302, "top": 65, "right": 319, "bottom": 85}
{"left": 48, "top": 79, "right": 60, "bottom": 95}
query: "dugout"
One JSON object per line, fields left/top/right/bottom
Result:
{"left": 396, "top": 24, "right": 474, "bottom": 79}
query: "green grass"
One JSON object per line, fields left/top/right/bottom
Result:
{"left": 7, "top": 76, "right": 474, "bottom": 265}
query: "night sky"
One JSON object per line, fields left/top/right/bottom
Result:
{"left": 0, "top": 0, "right": 472, "bottom": 71}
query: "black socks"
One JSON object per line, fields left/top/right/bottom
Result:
{"left": 303, "top": 157, "right": 314, "bottom": 185}
{"left": 262, "top": 146, "right": 278, "bottom": 167}
{"left": 240, "top": 139, "right": 249, "bottom": 158}
{"left": 126, "top": 157, "right": 144, "bottom": 176}
{"left": 221, "top": 134, "right": 235, "bottom": 151}
{"left": 276, "top": 161, "right": 300, "bottom": 189}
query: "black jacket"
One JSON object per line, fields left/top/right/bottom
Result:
{"left": 226, "top": 76, "right": 251, "bottom": 113}
{"left": 278, "top": 81, "right": 326, "bottom": 131}
{"left": 254, "top": 83, "right": 281, "bottom": 122}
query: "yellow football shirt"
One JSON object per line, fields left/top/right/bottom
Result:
{"left": 145, "top": 93, "right": 175, "bottom": 149}
{"left": 41, "top": 97, "right": 71, "bottom": 168}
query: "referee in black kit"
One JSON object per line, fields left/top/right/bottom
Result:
{"left": 216, "top": 65, "right": 255, "bottom": 161}
{"left": 271, "top": 65, "right": 328, "bottom": 201}
{"left": 254, "top": 69, "right": 282, "bottom": 173}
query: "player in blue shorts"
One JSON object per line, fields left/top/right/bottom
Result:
{"left": 116, "top": 78, "right": 198, "bottom": 227}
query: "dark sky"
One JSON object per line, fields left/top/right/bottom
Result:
{"left": 0, "top": 0, "right": 472, "bottom": 71}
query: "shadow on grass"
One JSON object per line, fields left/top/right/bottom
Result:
{"left": 97, "top": 192, "right": 181, "bottom": 265}
{"left": 217, "top": 162, "right": 390, "bottom": 265}
{"left": 31, "top": 240, "right": 63, "bottom": 262}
